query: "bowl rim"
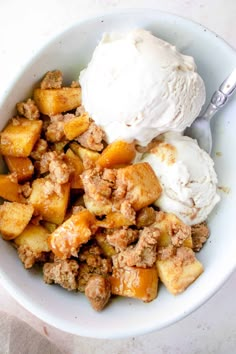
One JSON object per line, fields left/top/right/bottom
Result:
{"left": 0, "top": 8, "right": 236, "bottom": 338}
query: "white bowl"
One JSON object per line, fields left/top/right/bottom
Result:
{"left": 0, "top": 9, "right": 235, "bottom": 339}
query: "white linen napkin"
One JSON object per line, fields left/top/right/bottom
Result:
{"left": 0, "top": 311, "right": 62, "bottom": 354}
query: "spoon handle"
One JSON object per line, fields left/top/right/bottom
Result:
{"left": 201, "top": 68, "right": 236, "bottom": 121}
{"left": 219, "top": 68, "right": 236, "bottom": 95}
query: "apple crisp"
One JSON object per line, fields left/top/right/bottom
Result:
{"left": 0, "top": 71, "right": 209, "bottom": 311}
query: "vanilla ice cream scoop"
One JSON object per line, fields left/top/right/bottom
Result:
{"left": 79, "top": 29, "right": 206, "bottom": 146}
{"left": 141, "top": 132, "right": 220, "bottom": 225}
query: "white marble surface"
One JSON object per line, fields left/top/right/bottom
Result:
{"left": 0, "top": 1, "right": 235, "bottom": 353}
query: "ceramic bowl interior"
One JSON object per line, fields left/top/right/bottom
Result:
{"left": 0, "top": 9, "right": 235, "bottom": 338}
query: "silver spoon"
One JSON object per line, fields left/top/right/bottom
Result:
{"left": 185, "top": 69, "right": 236, "bottom": 154}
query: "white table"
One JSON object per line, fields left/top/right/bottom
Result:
{"left": 0, "top": 1, "right": 235, "bottom": 353}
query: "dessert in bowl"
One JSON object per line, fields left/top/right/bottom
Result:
{"left": 0, "top": 9, "right": 235, "bottom": 338}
